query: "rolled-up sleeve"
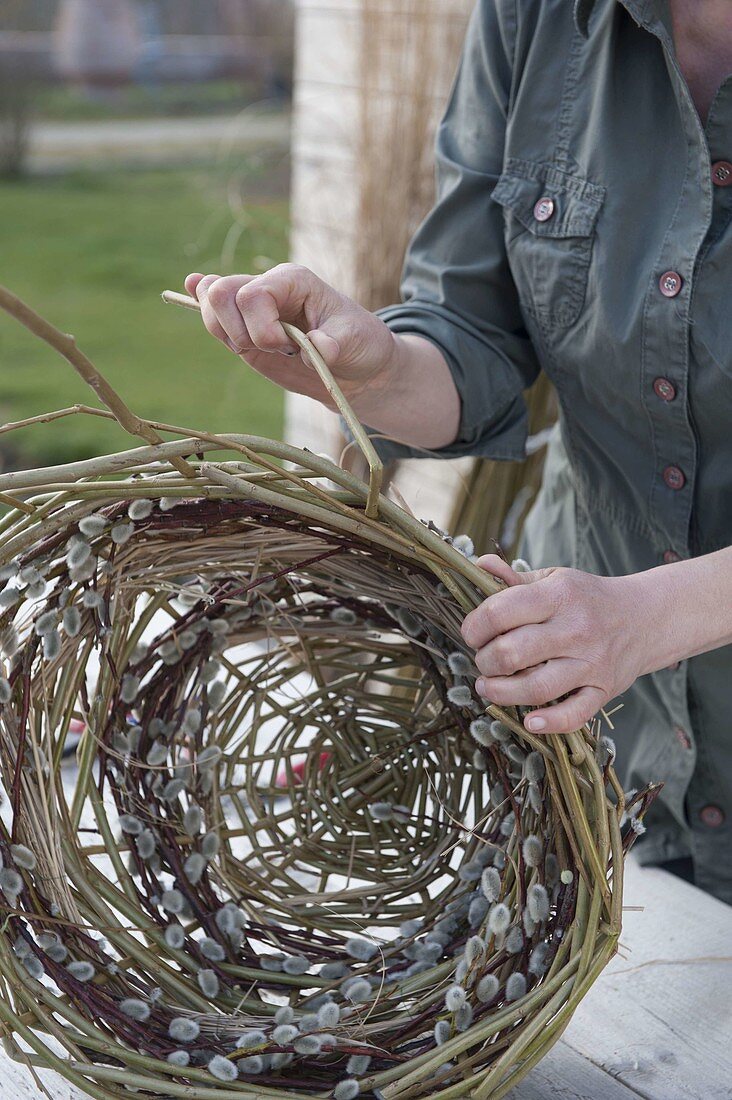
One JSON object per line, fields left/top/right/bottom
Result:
{"left": 371, "top": 0, "right": 541, "bottom": 463}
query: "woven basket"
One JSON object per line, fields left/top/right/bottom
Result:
{"left": 0, "top": 286, "right": 657, "bottom": 1100}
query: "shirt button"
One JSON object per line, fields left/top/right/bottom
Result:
{"left": 699, "top": 804, "right": 725, "bottom": 828}
{"left": 711, "top": 160, "right": 732, "bottom": 186}
{"left": 663, "top": 550, "right": 681, "bottom": 564}
{"left": 662, "top": 465, "right": 686, "bottom": 490}
{"left": 653, "top": 377, "right": 677, "bottom": 402}
{"left": 675, "top": 726, "right": 692, "bottom": 750}
{"left": 659, "top": 271, "right": 683, "bottom": 297}
{"left": 534, "top": 197, "right": 555, "bottom": 222}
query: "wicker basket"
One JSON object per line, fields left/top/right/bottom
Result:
{"left": 0, "top": 286, "right": 657, "bottom": 1100}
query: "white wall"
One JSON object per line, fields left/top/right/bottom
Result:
{"left": 288, "top": 0, "right": 475, "bottom": 529}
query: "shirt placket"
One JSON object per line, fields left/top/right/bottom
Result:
{"left": 701, "top": 78, "right": 732, "bottom": 232}
{"left": 642, "top": 43, "right": 710, "bottom": 569}
{"left": 630, "top": 15, "right": 718, "bottom": 846}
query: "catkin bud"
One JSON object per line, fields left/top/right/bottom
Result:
{"left": 66, "top": 960, "right": 95, "bottom": 982}
{"left": 344, "top": 978, "right": 372, "bottom": 1003}
{"left": 447, "top": 652, "right": 473, "bottom": 676}
{"left": 136, "top": 830, "right": 156, "bottom": 860}
{"left": 452, "top": 534, "right": 474, "bottom": 557}
{"left": 347, "top": 1054, "right": 371, "bottom": 1074}
{"left": 201, "top": 832, "right": 219, "bottom": 859}
{"left": 168, "top": 1018, "right": 200, "bottom": 1042}
{"left": 318, "top": 1001, "right": 340, "bottom": 1028}
{"left": 183, "top": 805, "right": 202, "bottom": 836}
{"left": 0, "top": 868, "right": 23, "bottom": 898}
{"left": 468, "top": 896, "right": 489, "bottom": 927}
{"left": 111, "top": 522, "right": 134, "bottom": 545}
{"left": 43, "top": 631, "right": 61, "bottom": 661}
{"left": 527, "top": 883, "right": 550, "bottom": 923}
{"left": 34, "top": 610, "right": 58, "bottom": 637}
{"left": 282, "top": 954, "right": 310, "bottom": 975}
{"left": 272, "top": 1023, "right": 298, "bottom": 1044}
{"left": 445, "top": 985, "right": 466, "bottom": 1013}
{"left": 481, "top": 867, "right": 502, "bottom": 903}
{"left": 207, "top": 1055, "right": 237, "bottom": 1082}
{"left": 447, "top": 685, "right": 472, "bottom": 707}
{"left": 434, "top": 1019, "right": 451, "bottom": 1045}
{"left": 505, "top": 972, "right": 527, "bottom": 1002}
{"left": 164, "top": 924, "right": 185, "bottom": 950}
{"left": 345, "top": 937, "right": 378, "bottom": 962}
{"left": 528, "top": 942, "right": 550, "bottom": 976}
{"left": 522, "top": 834, "right": 543, "bottom": 868}
{"left": 79, "top": 515, "right": 107, "bottom": 537}
{"left": 128, "top": 499, "right": 153, "bottom": 521}
{"left": 200, "top": 937, "right": 226, "bottom": 962}
{"left": 197, "top": 968, "right": 220, "bottom": 998}
{"left": 120, "top": 998, "right": 151, "bottom": 1022}
{"left": 524, "top": 751, "right": 545, "bottom": 781}
{"left": 476, "top": 973, "right": 500, "bottom": 1003}
{"left": 334, "top": 1081, "right": 360, "bottom": 1100}
{"left": 120, "top": 675, "right": 140, "bottom": 704}
{"left": 505, "top": 925, "right": 524, "bottom": 954}
{"left": 469, "top": 718, "right": 493, "bottom": 746}
{"left": 146, "top": 742, "right": 168, "bottom": 767}
{"left": 161, "top": 889, "right": 185, "bottom": 914}
{"left": 62, "top": 606, "right": 82, "bottom": 637}
{"left": 10, "top": 844, "right": 36, "bottom": 870}
{"left": 464, "top": 935, "right": 485, "bottom": 965}
{"left": 488, "top": 903, "right": 511, "bottom": 936}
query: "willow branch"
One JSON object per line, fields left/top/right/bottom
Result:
{"left": 0, "top": 286, "right": 196, "bottom": 481}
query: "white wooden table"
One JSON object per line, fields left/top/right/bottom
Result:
{"left": 1, "top": 858, "right": 730, "bottom": 1099}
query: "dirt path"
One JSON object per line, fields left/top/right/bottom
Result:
{"left": 27, "top": 110, "right": 291, "bottom": 171}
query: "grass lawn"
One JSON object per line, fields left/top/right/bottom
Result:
{"left": 0, "top": 167, "right": 288, "bottom": 469}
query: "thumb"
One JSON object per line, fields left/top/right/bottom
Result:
{"left": 305, "top": 328, "right": 341, "bottom": 368}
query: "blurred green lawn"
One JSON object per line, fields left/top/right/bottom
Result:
{"left": 0, "top": 168, "right": 287, "bottom": 469}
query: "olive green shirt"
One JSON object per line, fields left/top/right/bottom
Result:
{"left": 375, "top": 0, "right": 732, "bottom": 903}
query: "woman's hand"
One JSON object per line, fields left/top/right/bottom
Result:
{"left": 183, "top": 267, "right": 399, "bottom": 409}
{"left": 182, "top": 266, "right": 463, "bottom": 452}
{"left": 460, "top": 555, "right": 658, "bottom": 735}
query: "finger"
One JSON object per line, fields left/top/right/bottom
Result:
{"left": 184, "top": 272, "right": 205, "bottom": 296}
{"left": 473, "top": 554, "right": 523, "bottom": 587}
{"left": 523, "top": 685, "right": 607, "bottom": 735}
{"left": 474, "top": 623, "right": 565, "bottom": 678}
{"left": 474, "top": 555, "right": 555, "bottom": 588}
{"left": 476, "top": 657, "right": 582, "bottom": 708}
{"left": 206, "top": 275, "right": 257, "bottom": 351}
{"left": 461, "top": 582, "right": 554, "bottom": 651}
{"left": 234, "top": 264, "right": 319, "bottom": 354}
{"left": 193, "top": 273, "right": 231, "bottom": 347}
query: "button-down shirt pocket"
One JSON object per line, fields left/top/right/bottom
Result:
{"left": 491, "top": 159, "right": 605, "bottom": 329}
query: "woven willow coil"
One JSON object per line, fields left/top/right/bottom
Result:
{"left": 0, "top": 287, "right": 657, "bottom": 1100}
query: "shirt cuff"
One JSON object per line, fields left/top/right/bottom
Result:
{"left": 370, "top": 301, "right": 531, "bottom": 465}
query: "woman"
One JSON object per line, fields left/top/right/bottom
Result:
{"left": 183, "top": 0, "right": 732, "bottom": 905}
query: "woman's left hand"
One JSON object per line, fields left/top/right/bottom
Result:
{"left": 460, "top": 555, "right": 656, "bottom": 735}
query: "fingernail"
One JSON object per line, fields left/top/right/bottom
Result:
{"left": 475, "top": 677, "right": 486, "bottom": 697}
{"left": 525, "top": 716, "right": 546, "bottom": 732}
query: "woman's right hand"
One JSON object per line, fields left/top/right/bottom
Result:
{"left": 184, "top": 266, "right": 401, "bottom": 410}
